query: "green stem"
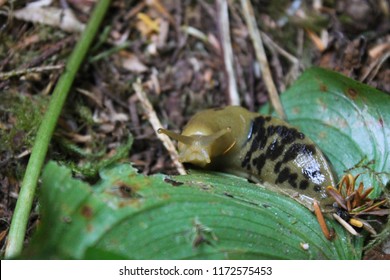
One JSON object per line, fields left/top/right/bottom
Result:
{"left": 5, "top": 0, "right": 112, "bottom": 258}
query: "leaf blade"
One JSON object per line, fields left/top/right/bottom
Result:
{"left": 24, "top": 162, "right": 361, "bottom": 260}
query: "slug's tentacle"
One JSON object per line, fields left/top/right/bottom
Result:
{"left": 195, "top": 127, "right": 232, "bottom": 146}
{"left": 157, "top": 128, "right": 195, "bottom": 145}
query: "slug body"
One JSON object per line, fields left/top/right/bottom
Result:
{"left": 159, "top": 106, "right": 336, "bottom": 211}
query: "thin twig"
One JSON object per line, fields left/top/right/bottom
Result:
{"left": 0, "top": 64, "right": 64, "bottom": 80}
{"left": 379, "top": 0, "right": 389, "bottom": 16}
{"left": 133, "top": 79, "right": 186, "bottom": 175}
{"left": 240, "top": 0, "right": 286, "bottom": 119}
{"left": 261, "top": 32, "right": 299, "bottom": 65}
{"left": 261, "top": 31, "right": 301, "bottom": 87}
{"left": 360, "top": 50, "right": 390, "bottom": 83}
{"left": 217, "top": 0, "right": 240, "bottom": 105}
{"left": 306, "top": 28, "right": 326, "bottom": 51}
{"left": 181, "top": 25, "right": 209, "bottom": 43}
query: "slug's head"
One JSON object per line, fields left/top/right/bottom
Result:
{"left": 158, "top": 126, "right": 234, "bottom": 167}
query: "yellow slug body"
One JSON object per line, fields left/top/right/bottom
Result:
{"left": 159, "top": 106, "right": 336, "bottom": 211}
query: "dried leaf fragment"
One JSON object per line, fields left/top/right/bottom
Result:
{"left": 14, "top": 7, "right": 85, "bottom": 33}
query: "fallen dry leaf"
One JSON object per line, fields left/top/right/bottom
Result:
{"left": 14, "top": 7, "right": 85, "bottom": 33}
{"left": 120, "top": 51, "right": 148, "bottom": 73}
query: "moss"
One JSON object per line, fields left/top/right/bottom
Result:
{"left": 0, "top": 92, "right": 49, "bottom": 154}
{"left": 64, "top": 134, "right": 134, "bottom": 179}
{"left": 74, "top": 102, "right": 95, "bottom": 126}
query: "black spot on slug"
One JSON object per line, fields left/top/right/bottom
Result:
{"left": 241, "top": 153, "right": 251, "bottom": 169}
{"left": 251, "top": 157, "right": 257, "bottom": 166}
{"left": 255, "top": 154, "right": 267, "bottom": 174}
{"left": 276, "top": 167, "right": 290, "bottom": 184}
{"left": 279, "top": 127, "right": 303, "bottom": 144}
{"left": 283, "top": 143, "right": 316, "bottom": 163}
{"left": 266, "top": 125, "right": 277, "bottom": 137}
{"left": 275, "top": 167, "right": 299, "bottom": 189}
{"left": 266, "top": 139, "right": 284, "bottom": 160}
{"left": 299, "top": 180, "right": 309, "bottom": 190}
{"left": 274, "top": 161, "right": 282, "bottom": 173}
{"left": 266, "top": 125, "right": 305, "bottom": 145}
{"left": 242, "top": 116, "right": 269, "bottom": 170}
{"left": 288, "top": 173, "right": 298, "bottom": 188}
{"left": 303, "top": 169, "right": 322, "bottom": 181}
{"left": 313, "top": 185, "right": 322, "bottom": 193}
{"left": 251, "top": 116, "right": 268, "bottom": 151}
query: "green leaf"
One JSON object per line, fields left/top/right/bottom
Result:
{"left": 262, "top": 67, "right": 390, "bottom": 196}
{"left": 24, "top": 162, "right": 361, "bottom": 259}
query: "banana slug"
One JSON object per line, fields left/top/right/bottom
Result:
{"left": 158, "top": 106, "right": 336, "bottom": 212}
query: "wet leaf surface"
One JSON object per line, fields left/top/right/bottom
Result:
{"left": 24, "top": 162, "right": 361, "bottom": 260}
